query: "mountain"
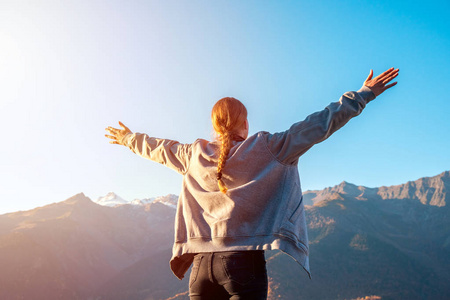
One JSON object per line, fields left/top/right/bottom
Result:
{"left": 95, "top": 192, "right": 179, "bottom": 209}
{"left": 130, "top": 194, "right": 178, "bottom": 208}
{"left": 0, "top": 171, "right": 449, "bottom": 299}
{"left": 303, "top": 170, "right": 450, "bottom": 207}
{"left": 95, "top": 192, "right": 129, "bottom": 206}
{"left": 0, "top": 193, "right": 185, "bottom": 300}
{"left": 266, "top": 170, "right": 450, "bottom": 299}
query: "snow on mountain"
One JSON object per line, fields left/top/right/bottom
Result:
{"left": 96, "top": 193, "right": 178, "bottom": 209}
{"left": 151, "top": 194, "right": 178, "bottom": 209}
{"left": 130, "top": 197, "right": 157, "bottom": 206}
{"left": 95, "top": 192, "right": 128, "bottom": 207}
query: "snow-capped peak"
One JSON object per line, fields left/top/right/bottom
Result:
{"left": 130, "top": 197, "right": 157, "bottom": 206}
{"left": 95, "top": 193, "right": 178, "bottom": 209}
{"left": 96, "top": 192, "right": 128, "bottom": 207}
{"left": 151, "top": 194, "right": 178, "bottom": 209}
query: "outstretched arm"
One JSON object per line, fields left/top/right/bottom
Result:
{"left": 265, "top": 67, "right": 400, "bottom": 164}
{"left": 105, "top": 122, "right": 192, "bottom": 174}
{"left": 105, "top": 121, "right": 132, "bottom": 145}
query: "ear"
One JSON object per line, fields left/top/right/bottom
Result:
{"left": 245, "top": 119, "right": 249, "bottom": 131}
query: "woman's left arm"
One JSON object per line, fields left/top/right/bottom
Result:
{"left": 264, "top": 67, "right": 399, "bottom": 164}
{"left": 105, "top": 122, "right": 192, "bottom": 174}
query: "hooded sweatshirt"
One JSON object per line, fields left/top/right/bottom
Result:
{"left": 121, "top": 86, "right": 376, "bottom": 280}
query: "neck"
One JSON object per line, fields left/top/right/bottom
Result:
{"left": 235, "top": 127, "right": 248, "bottom": 140}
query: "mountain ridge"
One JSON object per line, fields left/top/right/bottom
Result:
{"left": 0, "top": 171, "right": 449, "bottom": 299}
{"left": 303, "top": 170, "right": 449, "bottom": 207}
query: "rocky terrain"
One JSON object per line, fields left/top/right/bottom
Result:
{"left": 0, "top": 171, "right": 449, "bottom": 299}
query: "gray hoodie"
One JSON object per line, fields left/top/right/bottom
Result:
{"left": 121, "top": 85, "right": 376, "bottom": 280}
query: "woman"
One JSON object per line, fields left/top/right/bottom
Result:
{"left": 105, "top": 67, "right": 399, "bottom": 299}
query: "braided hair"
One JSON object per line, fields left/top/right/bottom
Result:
{"left": 211, "top": 97, "right": 248, "bottom": 193}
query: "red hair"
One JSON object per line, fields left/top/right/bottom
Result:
{"left": 211, "top": 97, "right": 248, "bottom": 193}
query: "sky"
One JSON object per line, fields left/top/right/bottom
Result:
{"left": 1, "top": 0, "right": 449, "bottom": 214}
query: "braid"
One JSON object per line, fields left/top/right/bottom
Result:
{"left": 211, "top": 96, "right": 248, "bottom": 194}
{"left": 217, "top": 131, "right": 232, "bottom": 193}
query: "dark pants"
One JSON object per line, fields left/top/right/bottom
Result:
{"left": 189, "top": 250, "right": 268, "bottom": 300}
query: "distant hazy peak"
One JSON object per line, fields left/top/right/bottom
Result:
{"left": 63, "top": 192, "right": 91, "bottom": 204}
{"left": 152, "top": 194, "right": 178, "bottom": 209}
{"left": 95, "top": 193, "right": 178, "bottom": 209}
{"left": 95, "top": 192, "right": 128, "bottom": 207}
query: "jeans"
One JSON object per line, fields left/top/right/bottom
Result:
{"left": 189, "top": 250, "right": 268, "bottom": 300}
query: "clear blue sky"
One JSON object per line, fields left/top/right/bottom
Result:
{"left": 1, "top": 0, "right": 449, "bottom": 214}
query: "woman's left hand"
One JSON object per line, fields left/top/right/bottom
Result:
{"left": 363, "top": 67, "right": 399, "bottom": 97}
{"left": 105, "top": 121, "right": 132, "bottom": 145}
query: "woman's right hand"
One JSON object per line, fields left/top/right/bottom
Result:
{"left": 105, "top": 121, "right": 132, "bottom": 145}
{"left": 364, "top": 67, "right": 399, "bottom": 97}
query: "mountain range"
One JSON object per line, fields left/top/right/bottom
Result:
{"left": 0, "top": 171, "right": 449, "bottom": 299}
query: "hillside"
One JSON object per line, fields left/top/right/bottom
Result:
{"left": 0, "top": 171, "right": 449, "bottom": 299}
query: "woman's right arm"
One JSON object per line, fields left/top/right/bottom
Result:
{"left": 105, "top": 122, "right": 192, "bottom": 174}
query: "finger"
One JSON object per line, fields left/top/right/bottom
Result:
{"left": 384, "top": 82, "right": 397, "bottom": 90}
{"left": 374, "top": 67, "right": 395, "bottom": 80}
{"left": 105, "top": 134, "right": 117, "bottom": 140}
{"left": 365, "top": 69, "right": 373, "bottom": 82}
{"left": 109, "top": 141, "right": 119, "bottom": 145}
{"left": 382, "top": 72, "right": 399, "bottom": 84}
{"left": 377, "top": 68, "right": 398, "bottom": 81}
{"left": 381, "top": 69, "right": 399, "bottom": 83}
{"left": 106, "top": 127, "right": 119, "bottom": 133}
{"left": 119, "top": 121, "right": 130, "bottom": 132}
{"left": 379, "top": 67, "right": 395, "bottom": 77}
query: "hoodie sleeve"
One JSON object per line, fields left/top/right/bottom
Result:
{"left": 265, "top": 86, "right": 376, "bottom": 165}
{"left": 120, "top": 132, "right": 192, "bottom": 175}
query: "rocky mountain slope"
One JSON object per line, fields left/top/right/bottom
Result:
{"left": 0, "top": 194, "right": 185, "bottom": 300}
{"left": 0, "top": 171, "right": 449, "bottom": 299}
{"left": 303, "top": 170, "right": 450, "bottom": 207}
